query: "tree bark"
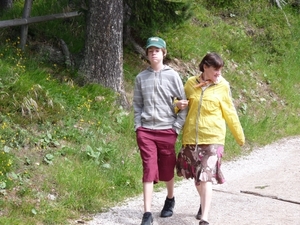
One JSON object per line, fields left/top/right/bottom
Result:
{"left": 80, "top": 0, "right": 128, "bottom": 109}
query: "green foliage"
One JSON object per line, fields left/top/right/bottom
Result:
{"left": 0, "top": 0, "right": 85, "bottom": 53}
{"left": 126, "top": 0, "right": 193, "bottom": 39}
{"left": 201, "top": 0, "right": 239, "bottom": 8}
{"left": 1, "top": 0, "right": 300, "bottom": 224}
{"left": 0, "top": 147, "right": 14, "bottom": 190}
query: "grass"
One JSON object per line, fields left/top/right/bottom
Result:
{"left": 0, "top": 0, "right": 300, "bottom": 224}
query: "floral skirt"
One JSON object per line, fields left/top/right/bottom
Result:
{"left": 176, "top": 144, "right": 225, "bottom": 185}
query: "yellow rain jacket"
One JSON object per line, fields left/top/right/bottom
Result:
{"left": 182, "top": 75, "right": 245, "bottom": 146}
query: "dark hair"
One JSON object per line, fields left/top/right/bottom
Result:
{"left": 199, "top": 52, "right": 224, "bottom": 72}
{"left": 146, "top": 47, "right": 167, "bottom": 56}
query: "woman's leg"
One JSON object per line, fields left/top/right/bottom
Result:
{"left": 195, "top": 183, "right": 202, "bottom": 219}
{"left": 197, "top": 181, "right": 212, "bottom": 221}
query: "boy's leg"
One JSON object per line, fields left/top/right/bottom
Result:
{"left": 165, "top": 177, "right": 174, "bottom": 199}
{"left": 136, "top": 128, "right": 157, "bottom": 225}
{"left": 156, "top": 129, "right": 177, "bottom": 217}
{"left": 160, "top": 179, "right": 175, "bottom": 217}
{"left": 143, "top": 181, "right": 154, "bottom": 212}
{"left": 136, "top": 127, "right": 159, "bottom": 221}
{"left": 136, "top": 128, "right": 159, "bottom": 185}
{"left": 156, "top": 129, "right": 177, "bottom": 182}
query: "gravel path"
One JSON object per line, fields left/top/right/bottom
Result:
{"left": 85, "top": 136, "right": 300, "bottom": 225}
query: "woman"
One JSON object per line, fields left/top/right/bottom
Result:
{"left": 176, "top": 52, "right": 245, "bottom": 225}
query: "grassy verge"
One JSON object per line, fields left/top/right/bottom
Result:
{"left": 0, "top": 1, "right": 300, "bottom": 224}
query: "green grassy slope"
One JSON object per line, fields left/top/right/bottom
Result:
{"left": 0, "top": 1, "right": 300, "bottom": 224}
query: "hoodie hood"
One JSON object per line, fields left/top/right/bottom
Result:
{"left": 146, "top": 65, "right": 173, "bottom": 85}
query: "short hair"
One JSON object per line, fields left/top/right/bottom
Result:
{"left": 199, "top": 52, "right": 224, "bottom": 72}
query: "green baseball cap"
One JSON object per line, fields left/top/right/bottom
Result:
{"left": 146, "top": 37, "right": 166, "bottom": 49}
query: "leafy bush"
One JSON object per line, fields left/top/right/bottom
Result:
{"left": 0, "top": 147, "right": 13, "bottom": 190}
{"left": 202, "top": 0, "right": 239, "bottom": 8}
{"left": 126, "top": 0, "right": 193, "bottom": 40}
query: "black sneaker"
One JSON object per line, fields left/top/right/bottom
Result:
{"left": 160, "top": 197, "right": 175, "bottom": 217}
{"left": 140, "top": 212, "right": 153, "bottom": 225}
{"left": 196, "top": 204, "right": 202, "bottom": 220}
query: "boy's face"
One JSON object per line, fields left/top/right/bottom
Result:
{"left": 147, "top": 47, "right": 164, "bottom": 64}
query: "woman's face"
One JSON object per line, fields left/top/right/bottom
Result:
{"left": 203, "top": 65, "right": 222, "bottom": 83}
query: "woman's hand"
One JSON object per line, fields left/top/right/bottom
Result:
{"left": 176, "top": 100, "right": 189, "bottom": 110}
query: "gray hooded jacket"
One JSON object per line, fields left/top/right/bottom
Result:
{"left": 133, "top": 65, "right": 187, "bottom": 134}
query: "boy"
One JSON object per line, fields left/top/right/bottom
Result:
{"left": 133, "top": 37, "right": 188, "bottom": 225}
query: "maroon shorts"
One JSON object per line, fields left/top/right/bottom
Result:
{"left": 136, "top": 127, "right": 177, "bottom": 183}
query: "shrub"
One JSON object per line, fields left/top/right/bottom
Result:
{"left": 0, "top": 147, "right": 13, "bottom": 190}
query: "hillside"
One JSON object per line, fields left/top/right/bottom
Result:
{"left": 0, "top": 1, "right": 300, "bottom": 224}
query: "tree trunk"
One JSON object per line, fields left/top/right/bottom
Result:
{"left": 0, "top": 0, "right": 13, "bottom": 10}
{"left": 80, "top": 0, "right": 128, "bottom": 109}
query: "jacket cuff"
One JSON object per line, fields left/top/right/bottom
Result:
{"left": 172, "top": 126, "right": 181, "bottom": 135}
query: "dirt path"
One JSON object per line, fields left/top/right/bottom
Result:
{"left": 85, "top": 136, "right": 300, "bottom": 225}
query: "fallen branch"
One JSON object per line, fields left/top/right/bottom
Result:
{"left": 240, "top": 190, "right": 300, "bottom": 205}
{"left": 212, "top": 188, "right": 300, "bottom": 205}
